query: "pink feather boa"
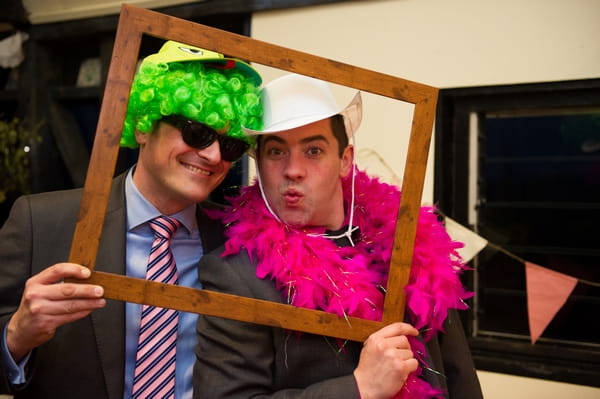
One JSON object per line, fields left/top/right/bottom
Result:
{"left": 212, "top": 169, "right": 472, "bottom": 399}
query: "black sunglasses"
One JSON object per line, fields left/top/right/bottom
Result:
{"left": 163, "top": 115, "right": 249, "bottom": 162}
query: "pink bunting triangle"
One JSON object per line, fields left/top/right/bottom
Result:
{"left": 525, "top": 262, "right": 578, "bottom": 344}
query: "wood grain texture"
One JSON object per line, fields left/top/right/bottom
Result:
{"left": 68, "top": 4, "right": 438, "bottom": 341}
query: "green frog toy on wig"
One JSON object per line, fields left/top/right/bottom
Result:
{"left": 122, "top": 40, "right": 263, "bottom": 149}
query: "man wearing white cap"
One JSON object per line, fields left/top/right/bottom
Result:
{"left": 0, "top": 41, "right": 262, "bottom": 398}
{"left": 195, "top": 74, "right": 483, "bottom": 399}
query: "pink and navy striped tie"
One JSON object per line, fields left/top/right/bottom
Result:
{"left": 132, "top": 216, "right": 181, "bottom": 399}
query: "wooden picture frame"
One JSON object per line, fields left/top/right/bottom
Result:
{"left": 69, "top": 4, "right": 438, "bottom": 343}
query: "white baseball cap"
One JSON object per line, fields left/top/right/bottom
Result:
{"left": 243, "top": 73, "right": 362, "bottom": 138}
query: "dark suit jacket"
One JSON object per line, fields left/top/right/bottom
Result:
{"left": 195, "top": 250, "right": 483, "bottom": 399}
{"left": 0, "top": 172, "right": 225, "bottom": 398}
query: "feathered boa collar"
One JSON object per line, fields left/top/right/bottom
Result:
{"left": 213, "top": 169, "right": 472, "bottom": 399}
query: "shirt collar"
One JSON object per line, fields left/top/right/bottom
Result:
{"left": 124, "top": 167, "right": 197, "bottom": 234}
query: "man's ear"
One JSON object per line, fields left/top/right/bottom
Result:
{"left": 340, "top": 145, "right": 354, "bottom": 178}
{"left": 134, "top": 130, "right": 148, "bottom": 146}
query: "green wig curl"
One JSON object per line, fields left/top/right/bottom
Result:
{"left": 120, "top": 60, "right": 262, "bottom": 149}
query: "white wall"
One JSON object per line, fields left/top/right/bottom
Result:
{"left": 250, "top": 0, "right": 600, "bottom": 397}
{"left": 250, "top": 0, "right": 600, "bottom": 204}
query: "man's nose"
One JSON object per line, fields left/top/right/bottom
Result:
{"left": 283, "top": 151, "right": 306, "bottom": 180}
{"left": 198, "top": 140, "right": 222, "bottom": 163}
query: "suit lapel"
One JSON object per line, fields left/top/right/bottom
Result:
{"left": 196, "top": 202, "right": 225, "bottom": 253}
{"left": 91, "top": 173, "right": 127, "bottom": 399}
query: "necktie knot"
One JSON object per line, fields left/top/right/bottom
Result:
{"left": 146, "top": 216, "right": 180, "bottom": 285}
{"left": 150, "top": 216, "right": 180, "bottom": 241}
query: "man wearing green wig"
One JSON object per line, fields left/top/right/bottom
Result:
{"left": 0, "top": 40, "right": 262, "bottom": 398}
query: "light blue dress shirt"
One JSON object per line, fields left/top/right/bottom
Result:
{"left": 123, "top": 170, "right": 203, "bottom": 399}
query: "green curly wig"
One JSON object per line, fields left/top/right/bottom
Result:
{"left": 120, "top": 60, "right": 263, "bottom": 149}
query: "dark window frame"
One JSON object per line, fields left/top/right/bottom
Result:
{"left": 434, "top": 79, "right": 600, "bottom": 387}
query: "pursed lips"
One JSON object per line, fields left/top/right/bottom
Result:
{"left": 282, "top": 188, "right": 303, "bottom": 206}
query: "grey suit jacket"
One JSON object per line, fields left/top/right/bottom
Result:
{"left": 195, "top": 249, "right": 483, "bottom": 399}
{"left": 0, "top": 172, "right": 225, "bottom": 398}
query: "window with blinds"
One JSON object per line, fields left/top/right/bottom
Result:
{"left": 434, "top": 79, "right": 600, "bottom": 387}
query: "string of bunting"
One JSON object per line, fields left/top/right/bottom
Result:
{"left": 356, "top": 149, "right": 599, "bottom": 344}
{"left": 443, "top": 214, "right": 599, "bottom": 344}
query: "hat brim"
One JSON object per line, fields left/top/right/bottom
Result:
{"left": 203, "top": 59, "right": 262, "bottom": 86}
{"left": 244, "top": 91, "right": 362, "bottom": 138}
